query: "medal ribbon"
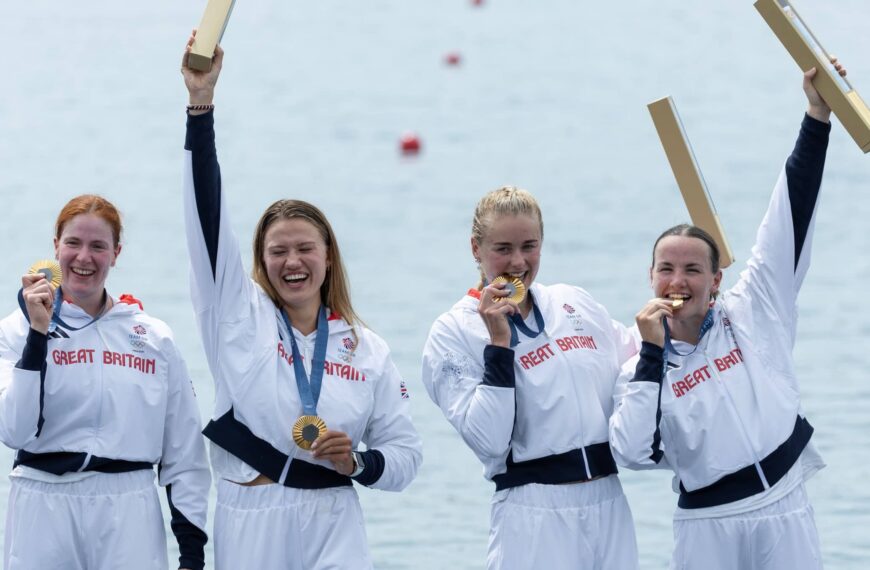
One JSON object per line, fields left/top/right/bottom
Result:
{"left": 280, "top": 306, "right": 329, "bottom": 416}
{"left": 508, "top": 298, "right": 545, "bottom": 348}
{"left": 17, "top": 286, "right": 110, "bottom": 333}
{"left": 661, "top": 307, "right": 715, "bottom": 376}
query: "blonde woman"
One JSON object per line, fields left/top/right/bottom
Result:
{"left": 422, "top": 187, "right": 640, "bottom": 569}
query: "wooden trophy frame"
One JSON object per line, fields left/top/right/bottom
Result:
{"left": 189, "top": 0, "right": 236, "bottom": 72}
{"left": 756, "top": 0, "right": 870, "bottom": 153}
{"left": 648, "top": 96, "right": 736, "bottom": 269}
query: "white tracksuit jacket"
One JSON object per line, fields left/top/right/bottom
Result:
{"left": 610, "top": 114, "right": 830, "bottom": 509}
{"left": 183, "top": 111, "right": 421, "bottom": 491}
{"left": 0, "top": 298, "right": 211, "bottom": 569}
{"left": 422, "top": 283, "right": 638, "bottom": 487}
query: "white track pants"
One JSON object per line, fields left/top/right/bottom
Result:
{"left": 214, "top": 479, "right": 372, "bottom": 570}
{"left": 487, "top": 475, "right": 638, "bottom": 570}
{"left": 4, "top": 471, "right": 168, "bottom": 570}
{"left": 670, "top": 483, "right": 823, "bottom": 570}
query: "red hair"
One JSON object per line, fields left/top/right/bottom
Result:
{"left": 55, "top": 195, "right": 123, "bottom": 246}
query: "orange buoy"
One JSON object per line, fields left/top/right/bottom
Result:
{"left": 444, "top": 52, "right": 462, "bottom": 66}
{"left": 400, "top": 133, "right": 422, "bottom": 155}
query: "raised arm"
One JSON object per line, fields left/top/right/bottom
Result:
{"left": 181, "top": 36, "right": 254, "bottom": 378}
{"left": 182, "top": 31, "right": 221, "bottom": 118}
{"left": 732, "top": 65, "right": 840, "bottom": 333}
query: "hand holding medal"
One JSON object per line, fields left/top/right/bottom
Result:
{"left": 634, "top": 297, "right": 678, "bottom": 348}
{"left": 19, "top": 260, "right": 62, "bottom": 334}
{"left": 310, "top": 429, "right": 356, "bottom": 476}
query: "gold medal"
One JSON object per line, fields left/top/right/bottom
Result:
{"left": 292, "top": 415, "right": 327, "bottom": 450}
{"left": 491, "top": 274, "right": 526, "bottom": 304}
{"left": 671, "top": 299, "right": 684, "bottom": 309}
{"left": 28, "top": 260, "right": 62, "bottom": 289}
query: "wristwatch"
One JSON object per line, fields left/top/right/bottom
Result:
{"left": 350, "top": 451, "right": 365, "bottom": 478}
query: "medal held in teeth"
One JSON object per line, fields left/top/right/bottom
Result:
{"left": 28, "top": 260, "right": 62, "bottom": 289}
{"left": 491, "top": 274, "right": 526, "bottom": 304}
{"left": 292, "top": 415, "right": 327, "bottom": 450}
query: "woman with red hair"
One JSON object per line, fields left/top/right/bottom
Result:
{"left": 0, "top": 194, "right": 211, "bottom": 570}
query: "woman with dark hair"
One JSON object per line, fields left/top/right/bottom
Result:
{"left": 610, "top": 64, "right": 845, "bottom": 569}
{"left": 180, "top": 37, "right": 421, "bottom": 569}
{"left": 0, "top": 194, "right": 211, "bottom": 570}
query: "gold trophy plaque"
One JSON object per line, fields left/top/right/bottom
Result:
{"left": 189, "top": 0, "right": 236, "bottom": 72}
{"left": 647, "top": 96, "right": 735, "bottom": 269}
{"left": 755, "top": 0, "right": 870, "bottom": 153}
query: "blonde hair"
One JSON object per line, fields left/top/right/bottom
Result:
{"left": 471, "top": 186, "right": 544, "bottom": 288}
{"left": 251, "top": 200, "right": 362, "bottom": 338}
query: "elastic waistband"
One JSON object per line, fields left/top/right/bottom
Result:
{"left": 204, "top": 408, "right": 352, "bottom": 490}
{"left": 216, "top": 478, "right": 358, "bottom": 510}
{"left": 11, "top": 469, "right": 156, "bottom": 496}
{"left": 678, "top": 415, "right": 813, "bottom": 509}
{"left": 14, "top": 450, "right": 153, "bottom": 476}
{"left": 492, "top": 442, "right": 618, "bottom": 491}
{"left": 495, "top": 474, "right": 624, "bottom": 508}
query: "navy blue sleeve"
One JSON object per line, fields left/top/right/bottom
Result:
{"left": 185, "top": 110, "right": 222, "bottom": 279}
{"left": 165, "top": 483, "right": 208, "bottom": 570}
{"left": 630, "top": 342, "right": 665, "bottom": 384}
{"left": 786, "top": 113, "right": 831, "bottom": 270}
{"left": 17, "top": 328, "right": 47, "bottom": 371}
{"left": 630, "top": 342, "right": 665, "bottom": 463}
{"left": 352, "top": 449, "right": 386, "bottom": 487}
{"left": 16, "top": 328, "right": 48, "bottom": 438}
{"left": 481, "top": 345, "right": 515, "bottom": 388}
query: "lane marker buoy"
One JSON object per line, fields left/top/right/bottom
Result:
{"left": 400, "top": 133, "right": 422, "bottom": 155}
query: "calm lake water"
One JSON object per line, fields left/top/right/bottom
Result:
{"left": 1, "top": 1, "right": 869, "bottom": 568}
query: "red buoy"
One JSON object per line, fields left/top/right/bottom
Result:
{"left": 444, "top": 52, "right": 462, "bottom": 66}
{"left": 400, "top": 133, "right": 421, "bottom": 155}
{"left": 471, "top": 0, "right": 484, "bottom": 6}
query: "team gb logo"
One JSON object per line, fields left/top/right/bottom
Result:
{"left": 563, "top": 304, "right": 584, "bottom": 332}
{"left": 338, "top": 337, "right": 356, "bottom": 363}
{"left": 129, "top": 324, "right": 147, "bottom": 353}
